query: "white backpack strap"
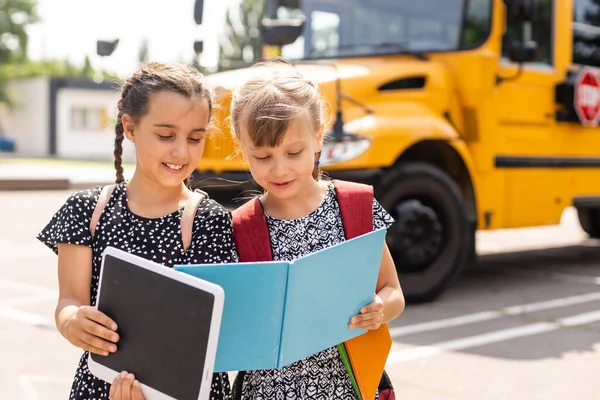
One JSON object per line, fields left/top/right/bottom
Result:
{"left": 90, "top": 184, "right": 117, "bottom": 239}
{"left": 181, "top": 189, "right": 209, "bottom": 252}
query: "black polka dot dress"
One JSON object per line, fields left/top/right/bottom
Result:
{"left": 37, "top": 182, "right": 237, "bottom": 400}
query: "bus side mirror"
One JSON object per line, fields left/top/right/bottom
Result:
{"left": 506, "top": 0, "right": 537, "bottom": 24}
{"left": 261, "top": 16, "right": 305, "bottom": 46}
{"left": 507, "top": 40, "right": 537, "bottom": 63}
{"left": 194, "top": 0, "right": 204, "bottom": 25}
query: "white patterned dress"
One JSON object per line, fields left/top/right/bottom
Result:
{"left": 37, "top": 182, "right": 236, "bottom": 400}
{"left": 240, "top": 182, "right": 394, "bottom": 400}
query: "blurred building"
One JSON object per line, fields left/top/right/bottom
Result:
{"left": 0, "top": 77, "right": 135, "bottom": 162}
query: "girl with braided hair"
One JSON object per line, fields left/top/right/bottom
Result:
{"left": 37, "top": 62, "right": 237, "bottom": 400}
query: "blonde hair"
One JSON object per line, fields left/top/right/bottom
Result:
{"left": 230, "top": 62, "right": 329, "bottom": 180}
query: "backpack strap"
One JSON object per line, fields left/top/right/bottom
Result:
{"left": 332, "top": 179, "right": 374, "bottom": 239}
{"left": 90, "top": 184, "right": 207, "bottom": 252}
{"left": 231, "top": 197, "right": 272, "bottom": 262}
{"left": 181, "top": 189, "right": 209, "bottom": 253}
{"left": 90, "top": 184, "right": 117, "bottom": 239}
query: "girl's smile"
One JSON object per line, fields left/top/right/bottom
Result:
{"left": 162, "top": 162, "right": 187, "bottom": 174}
{"left": 271, "top": 180, "right": 295, "bottom": 189}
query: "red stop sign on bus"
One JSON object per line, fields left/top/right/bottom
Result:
{"left": 575, "top": 67, "right": 600, "bottom": 127}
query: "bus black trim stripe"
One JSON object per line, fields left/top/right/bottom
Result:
{"left": 495, "top": 155, "right": 600, "bottom": 168}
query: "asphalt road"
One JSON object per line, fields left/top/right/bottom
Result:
{"left": 1, "top": 190, "right": 599, "bottom": 400}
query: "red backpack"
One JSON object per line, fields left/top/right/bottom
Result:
{"left": 231, "top": 179, "right": 395, "bottom": 400}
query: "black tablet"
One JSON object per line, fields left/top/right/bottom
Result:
{"left": 88, "top": 247, "right": 224, "bottom": 400}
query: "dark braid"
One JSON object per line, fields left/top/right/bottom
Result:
{"left": 185, "top": 174, "right": 193, "bottom": 188}
{"left": 114, "top": 79, "right": 135, "bottom": 183}
{"left": 112, "top": 62, "right": 213, "bottom": 186}
{"left": 113, "top": 122, "right": 125, "bottom": 183}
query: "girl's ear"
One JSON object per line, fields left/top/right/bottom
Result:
{"left": 315, "top": 126, "right": 324, "bottom": 152}
{"left": 121, "top": 114, "right": 135, "bottom": 142}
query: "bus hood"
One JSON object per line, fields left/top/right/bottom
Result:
{"left": 206, "top": 57, "right": 453, "bottom": 103}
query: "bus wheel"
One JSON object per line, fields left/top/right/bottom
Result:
{"left": 576, "top": 207, "right": 600, "bottom": 238}
{"left": 377, "top": 162, "right": 470, "bottom": 303}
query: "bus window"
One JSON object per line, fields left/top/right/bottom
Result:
{"left": 573, "top": 0, "right": 600, "bottom": 67}
{"left": 502, "top": 0, "right": 553, "bottom": 66}
{"left": 460, "top": 0, "right": 492, "bottom": 49}
{"left": 311, "top": 11, "right": 340, "bottom": 53}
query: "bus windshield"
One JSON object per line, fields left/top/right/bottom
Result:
{"left": 266, "top": 0, "right": 492, "bottom": 60}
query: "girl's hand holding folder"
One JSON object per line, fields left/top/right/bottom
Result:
{"left": 349, "top": 243, "right": 405, "bottom": 331}
{"left": 349, "top": 294, "right": 385, "bottom": 330}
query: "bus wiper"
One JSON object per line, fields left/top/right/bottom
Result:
{"left": 308, "top": 42, "right": 428, "bottom": 61}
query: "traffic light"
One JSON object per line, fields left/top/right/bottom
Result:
{"left": 194, "top": 40, "right": 204, "bottom": 55}
{"left": 194, "top": 0, "right": 204, "bottom": 25}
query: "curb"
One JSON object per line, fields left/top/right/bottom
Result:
{"left": 0, "top": 179, "right": 112, "bottom": 191}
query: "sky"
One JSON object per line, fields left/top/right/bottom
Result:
{"left": 26, "top": 0, "right": 241, "bottom": 77}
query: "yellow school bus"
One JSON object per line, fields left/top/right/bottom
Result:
{"left": 194, "top": 0, "right": 600, "bottom": 302}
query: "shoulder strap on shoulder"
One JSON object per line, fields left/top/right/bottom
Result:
{"left": 181, "top": 189, "right": 209, "bottom": 253}
{"left": 232, "top": 198, "right": 273, "bottom": 262}
{"left": 90, "top": 184, "right": 117, "bottom": 239}
{"left": 333, "top": 179, "right": 374, "bottom": 240}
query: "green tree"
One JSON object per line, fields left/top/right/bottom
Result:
{"left": 0, "top": 0, "right": 39, "bottom": 63}
{"left": 138, "top": 37, "right": 149, "bottom": 63}
{"left": 0, "top": 58, "right": 117, "bottom": 84}
{"left": 0, "top": 0, "right": 38, "bottom": 108}
{"left": 218, "top": 0, "right": 263, "bottom": 70}
{"left": 191, "top": 57, "right": 204, "bottom": 73}
{"left": 81, "top": 55, "right": 93, "bottom": 78}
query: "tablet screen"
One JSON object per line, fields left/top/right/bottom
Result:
{"left": 91, "top": 254, "right": 215, "bottom": 400}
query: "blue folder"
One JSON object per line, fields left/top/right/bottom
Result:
{"left": 174, "top": 228, "right": 386, "bottom": 372}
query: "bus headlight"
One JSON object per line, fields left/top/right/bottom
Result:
{"left": 320, "top": 136, "right": 371, "bottom": 166}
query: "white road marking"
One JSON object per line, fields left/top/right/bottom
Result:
{"left": 18, "top": 374, "right": 72, "bottom": 400}
{"left": 0, "top": 307, "right": 54, "bottom": 328}
{"left": 0, "top": 278, "right": 56, "bottom": 295}
{"left": 18, "top": 375, "right": 38, "bottom": 400}
{"left": 390, "top": 291, "right": 600, "bottom": 338}
{"left": 0, "top": 242, "right": 51, "bottom": 261}
{"left": 0, "top": 279, "right": 56, "bottom": 327}
{"left": 387, "top": 310, "right": 600, "bottom": 365}
{"left": 560, "top": 310, "right": 600, "bottom": 326}
{"left": 506, "top": 267, "right": 600, "bottom": 285}
{"left": 0, "top": 293, "right": 56, "bottom": 308}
